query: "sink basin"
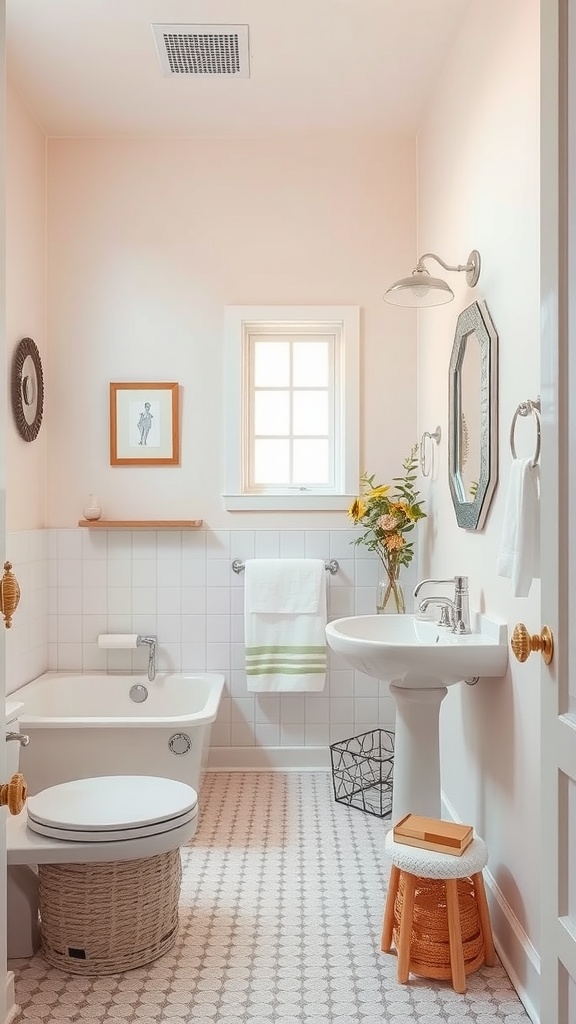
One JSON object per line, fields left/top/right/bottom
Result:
{"left": 326, "top": 613, "right": 509, "bottom": 821}
{"left": 325, "top": 614, "right": 508, "bottom": 687}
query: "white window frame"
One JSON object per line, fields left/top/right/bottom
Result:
{"left": 224, "top": 305, "right": 359, "bottom": 511}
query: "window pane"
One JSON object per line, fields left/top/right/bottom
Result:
{"left": 254, "top": 341, "right": 290, "bottom": 386}
{"left": 253, "top": 440, "right": 290, "bottom": 483}
{"left": 293, "top": 391, "right": 328, "bottom": 435}
{"left": 254, "top": 391, "right": 290, "bottom": 435}
{"left": 293, "top": 341, "right": 329, "bottom": 387}
{"left": 293, "top": 440, "right": 330, "bottom": 484}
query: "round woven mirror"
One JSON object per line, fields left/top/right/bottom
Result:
{"left": 11, "top": 337, "right": 44, "bottom": 442}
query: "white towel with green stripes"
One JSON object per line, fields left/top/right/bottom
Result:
{"left": 244, "top": 559, "right": 327, "bottom": 692}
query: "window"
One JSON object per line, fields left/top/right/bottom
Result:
{"left": 224, "top": 306, "right": 359, "bottom": 510}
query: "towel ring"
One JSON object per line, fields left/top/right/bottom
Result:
{"left": 419, "top": 426, "right": 441, "bottom": 478}
{"left": 509, "top": 397, "right": 541, "bottom": 466}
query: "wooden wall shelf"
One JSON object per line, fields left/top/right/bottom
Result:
{"left": 78, "top": 520, "right": 203, "bottom": 529}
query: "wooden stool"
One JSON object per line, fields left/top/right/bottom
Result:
{"left": 381, "top": 831, "right": 495, "bottom": 994}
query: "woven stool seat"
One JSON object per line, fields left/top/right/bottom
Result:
{"left": 39, "top": 849, "right": 182, "bottom": 975}
{"left": 381, "top": 829, "right": 495, "bottom": 993}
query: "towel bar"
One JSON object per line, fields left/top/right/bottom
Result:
{"left": 509, "top": 397, "right": 541, "bottom": 466}
{"left": 232, "top": 558, "right": 339, "bottom": 575}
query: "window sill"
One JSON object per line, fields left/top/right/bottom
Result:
{"left": 223, "top": 495, "right": 355, "bottom": 512}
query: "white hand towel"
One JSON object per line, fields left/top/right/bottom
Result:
{"left": 497, "top": 459, "right": 540, "bottom": 597}
{"left": 244, "top": 559, "right": 327, "bottom": 692}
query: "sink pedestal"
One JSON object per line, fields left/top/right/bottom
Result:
{"left": 390, "top": 683, "right": 448, "bottom": 822}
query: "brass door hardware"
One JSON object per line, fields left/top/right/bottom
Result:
{"left": 511, "top": 623, "right": 554, "bottom": 665}
{"left": 0, "top": 772, "right": 28, "bottom": 815}
{"left": 0, "top": 561, "right": 20, "bottom": 628}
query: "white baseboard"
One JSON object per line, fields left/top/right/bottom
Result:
{"left": 207, "top": 746, "right": 332, "bottom": 771}
{"left": 484, "top": 869, "right": 540, "bottom": 1024}
{"left": 441, "top": 793, "right": 540, "bottom": 1024}
{"left": 5, "top": 971, "right": 19, "bottom": 1024}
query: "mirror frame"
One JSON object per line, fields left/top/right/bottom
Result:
{"left": 448, "top": 299, "right": 498, "bottom": 531}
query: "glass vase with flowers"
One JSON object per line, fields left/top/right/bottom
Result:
{"left": 348, "top": 446, "right": 426, "bottom": 613}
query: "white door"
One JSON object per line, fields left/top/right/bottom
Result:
{"left": 539, "top": 0, "right": 576, "bottom": 1020}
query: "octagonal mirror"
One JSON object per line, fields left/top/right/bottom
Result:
{"left": 448, "top": 299, "right": 498, "bottom": 530}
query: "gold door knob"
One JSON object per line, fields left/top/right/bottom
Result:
{"left": 0, "top": 561, "right": 20, "bottom": 629}
{"left": 0, "top": 772, "right": 28, "bottom": 815}
{"left": 511, "top": 623, "right": 554, "bottom": 665}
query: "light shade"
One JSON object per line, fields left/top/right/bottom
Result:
{"left": 384, "top": 250, "right": 481, "bottom": 308}
{"left": 384, "top": 268, "right": 454, "bottom": 307}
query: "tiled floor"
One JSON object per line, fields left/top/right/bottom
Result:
{"left": 11, "top": 772, "right": 531, "bottom": 1023}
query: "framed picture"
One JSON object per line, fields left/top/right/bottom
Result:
{"left": 110, "top": 382, "right": 180, "bottom": 466}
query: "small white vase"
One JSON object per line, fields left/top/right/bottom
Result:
{"left": 83, "top": 494, "right": 102, "bottom": 521}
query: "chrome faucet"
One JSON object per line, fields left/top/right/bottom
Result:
{"left": 413, "top": 576, "right": 471, "bottom": 634}
{"left": 137, "top": 635, "right": 157, "bottom": 681}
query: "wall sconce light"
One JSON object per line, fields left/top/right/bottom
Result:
{"left": 384, "top": 249, "right": 481, "bottom": 307}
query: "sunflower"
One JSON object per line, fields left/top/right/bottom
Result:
{"left": 347, "top": 497, "right": 366, "bottom": 522}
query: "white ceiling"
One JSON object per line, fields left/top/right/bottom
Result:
{"left": 6, "top": 0, "right": 472, "bottom": 138}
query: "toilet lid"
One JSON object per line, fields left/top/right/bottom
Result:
{"left": 26, "top": 775, "right": 198, "bottom": 843}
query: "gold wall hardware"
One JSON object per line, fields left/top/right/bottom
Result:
{"left": 0, "top": 772, "right": 28, "bottom": 815}
{"left": 511, "top": 623, "right": 554, "bottom": 665}
{"left": 0, "top": 562, "right": 20, "bottom": 629}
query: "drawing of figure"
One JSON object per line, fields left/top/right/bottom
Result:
{"left": 137, "top": 402, "right": 153, "bottom": 445}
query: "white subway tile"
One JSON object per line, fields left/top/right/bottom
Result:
{"left": 254, "top": 695, "right": 280, "bottom": 724}
{"left": 82, "top": 644, "right": 108, "bottom": 671}
{"left": 181, "top": 643, "right": 207, "bottom": 670}
{"left": 107, "top": 533, "right": 132, "bottom": 560}
{"left": 329, "top": 531, "right": 356, "bottom": 560}
{"left": 304, "top": 723, "right": 330, "bottom": 746}
{"left": 206, "top": 531, "right": 231, "bottom": 558}
{"left": 181, "top": 615, "right": 206, "bottom": 644}
{"left": 280, "top": 724, "right": 305, "bottom": 746}
{"left": 57, "top": 588, "right": 82, "bottom": 615}
{"left": 181, "top": 560, "right": 206, "bottom": 587}
{"left": 81, "top": 530, "right": 108, "bottom": 559}
{"left": 157, "top": 560, "right": 182, "bottom": 588}
{"left": 229, "top": 671, "right": 248, "bottom": 697}
{"left": 206, "top": 560, "right": 230, "bottom": 587}
{"left": 58, "top": 615, "right": 82, "bottom": 644}
{"left": 354, "top": 697, "right": 379, "bottom": 723}
{"left": 230, "top": 722, "right": 255, "bottom": 747}
{"left": 107, "top": 613, "right": 133, "bottom": 633}
{"left": 57, "top": 643, "right": 82, "bottom": 671}
{"left": 181, "top": 588, "right": 206, "bottom": 615}
{"left": 327, "top": 671, "right": 354, "bottom": 698}
{"left": 330, "top": 723, "right": 354, "bottom": 744}
{"left": 355, "top": 558, "right": 379, "bottom": 587}
{"left": 157, "top": 533, "right": 182, "bottom": 559}
{"left": 57, "top": 530, "right": 82, "bottom": 560}
{"left": 132, "top": 532, "right": 157, "bottom": 557}
{"left": 255, "top": 723, "right": 280, "bottom": 747}
{"left": 230, "top": 614, "right": 244, "bottom": 643}
{"left": 231, "top": 531, "right": 255, "bottom": 561}
{"left": 210, "top": 722, "right": 231, "bottom": 747}
{"left": 181, "top": 532, "right": 206, "bottom": 558}
{"left": 279, "top": 531, "right": 305, "bottom": 557}
{"left": 107, "top": 588, "right": 132, "bottom": 616}
{"left": 305, "top": 697, "right": 329, "bottom": 724}
{"left": 207, "top": 615, "right": 231, "bottom": 644}
{"left": 216, "top": 697, "right": 231, "bottom": 723}
{"left": 157, "top": 588, "right": 182, "bottom": 615}
{"left": 58, "top": 559, "right": 82, "bottom": 588}
{"left": 132, "top": 559, "right": 157, "bottom": 588}
{"left": 231, "top": 698, "right": 255, "bottom": 724}
{"left": 254, "top": 532, "right": 280, "bottom": 558}
{"left": 132, "top": 587, "right": 157, "bottom": 615}
{"left": 330, "top": 697, "right": 355, "bottom": 724}
{"left": 156, "top": 614, "right": 182, "bottom": 643}
{"left": 157, "top": 643, "right": 181, "bottom": 672}
{"left": 305, "top": 531, "right": 330, "bottom": 559}
{"left": 83, "top": 560, "right": 108, "bottom": 588}
{"left": 206, "top": 588, "right": 230, "bottom": 615}
{"left": 230, "top": 588, "right": 244, "bottom": 615}
{"left": 207, "top": 643, "right": 231, "bottom": 671}
{"left": 82, "top": 587, "right": 108, "bottom": 615}
{"left": 107, "top": 560, "right": 132, "bottom": 587}
{"left": 280, "top": 695, "right": 305, "bottom": 724}
{"left": 328, "top": 588, "right": 355, "bottom": 619}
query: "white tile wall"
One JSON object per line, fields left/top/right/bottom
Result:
{"left": 9, "top": 528, "right": 419, "bottom": 761}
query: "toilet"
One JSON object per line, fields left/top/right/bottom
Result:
{"left": 6, "top": 700, "right": 198, "bottom": 972}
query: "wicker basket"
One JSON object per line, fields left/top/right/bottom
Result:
{"left": 392, "top": 872, "right": 485, "bottom": 981}
{"left": 38, "top": 849, "right": 182, "bottom": 975}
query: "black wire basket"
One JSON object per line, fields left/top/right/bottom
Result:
{"left": 330, "top": 728, "right": 395, "bottom": 818}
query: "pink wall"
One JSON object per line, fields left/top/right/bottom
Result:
{"left": 46, "top": 136, "right": 418, "bottom": 529}
{"left": 6, "top": 81, "right": 47, "bottom": 531}
{"left": 417, "top": 0, "right": 540, "bottom": 1010}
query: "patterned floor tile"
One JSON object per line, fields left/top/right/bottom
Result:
{"left": 11, "top": 773, "right": 531, "bottom": 1023}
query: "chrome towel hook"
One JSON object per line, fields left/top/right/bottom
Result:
{"left": 420, "top": 426, "right": 441, "bottom": 477}
{"left": 509, "top": 397, "right": 541, "bottom": 467}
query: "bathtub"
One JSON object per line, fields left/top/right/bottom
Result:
{"left": 11, "top": 671, "right": 225, "bottom": 797}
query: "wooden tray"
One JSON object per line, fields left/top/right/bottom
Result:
{"left": 393, "top": 813, "right": 473, "bottom": 856}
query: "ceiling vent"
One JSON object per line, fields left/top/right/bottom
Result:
{"left": 152, "top": 24, "right": 250, "bottom": 77}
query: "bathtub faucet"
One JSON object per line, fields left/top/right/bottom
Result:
{"left": 137, "top": 635, "right": 157, "bottom": 682}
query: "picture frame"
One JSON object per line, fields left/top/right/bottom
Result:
{"left": 109, "top": 382, "right": 180, "bottom": 466}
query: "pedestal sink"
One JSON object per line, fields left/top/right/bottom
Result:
{"left": 325, "top": 614, "right": 508, "bottom": 821}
